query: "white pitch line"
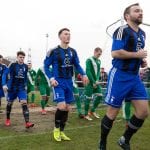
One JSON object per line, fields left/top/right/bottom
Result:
{"left": 0, "top": 124, "right": 99, "bottom": 141}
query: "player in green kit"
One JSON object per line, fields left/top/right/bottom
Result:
{"left": 35, "top": 67, "right": 51, "bottom": 115}
{"left": 84, "top": 47, "right": 103, "bottom": 120}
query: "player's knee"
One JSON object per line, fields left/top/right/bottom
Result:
{"left": 136, "top": 109, "right": 149, "bottom": 119}
{"left": 141, "top": 110, "right": 149, "bottom": 119}
{"left": 57, "top": 102, "right": 67, "bottom": 110}
{"left": 66, "top": 104, "right": 71, "bottom": 111}
{"left": 106, "top": 107, "right": 120, "bottom": 120}
{"left": 21, "top": 100, "right": 27, "bottom": 105}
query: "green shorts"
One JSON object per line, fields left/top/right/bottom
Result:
{"left": 73, "top": 86, "right": 79, "bottom": 95}
{"left": 39, "top": 84, "right": 51, "bottom": 96}
{"left": 84, "top": 84, "right": 102, "bottom": 97}
{"left": 27, "top": 85, "right": 35, "bottom": 94}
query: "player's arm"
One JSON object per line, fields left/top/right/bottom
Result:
{"left": 141, "top": 59, "right": 148, "bottom": 68}
{"left": 111, "top": 49, "right": 147, "bottom": 59}
{"left": 73, "top": 50, "right": 89, "bottom": 85}
{"left": 44, "top": 50, "right": 54, "bottom": 79}
{"left": 44, "top": 50, "right": 58, "bottom": 87}
{"left": 111, "top": 27, "right": 147, "bottom": 59}
{"left": 73, "top": 49, "right": 86, "bottom": 76}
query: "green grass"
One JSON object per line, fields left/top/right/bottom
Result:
{"left": 0, "top": 107, "right": 150, "bottom": 150}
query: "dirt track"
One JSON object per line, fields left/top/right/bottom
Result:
{"left": 0, "top": 100, "right": 77, "bottom": 133}
{"left": 0, "top": 101, "right": 57, "bottom": 133}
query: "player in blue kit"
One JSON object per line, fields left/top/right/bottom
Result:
{"left": 44, "top": 28, "right": 89, "bottom": 142}
{"left": 0, "top": 55, "right": 7, "bottom": 112}
{"left": 2, "top": 51, "right": 34, "bottom": 128}
{"left": 99, "top": 3, "right": 149, "bottom": 150}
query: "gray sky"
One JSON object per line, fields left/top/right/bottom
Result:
{"left": 0, "top": 0, "right": 150, "bottom": 71}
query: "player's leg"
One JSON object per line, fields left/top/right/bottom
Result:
{"left": 5, "top": 91, "right": 16, "bottom": 126}
{"left": 45, "top": 85, "right": 51, "bottom": 107}
{"left": 100, "top": 106, "right": 119, "bottom": 149}
{"left": 99, "top": 68, "right": 130, "bottom": 150}
{"left": 118, "top": 78, "right": 149, "bottom": 149}
{"left": 39, "top": 84, "right": 47, "bottom": 114}
{"left": 59, "top": 84, "right": 74, "bottom": 141}
{"left": 57, "top": 102, "right": 71, "bottom": 141}
{"left": 18, "top": 90, "right": 34, "bottom": 128}
{"left": 84, "top": 85, "right": 93, "bottom": 120}
{"left": 52, "top": 86, "right": 65, "bottom": 141}
{"left": 118, "top": 100, "right": 149, "bottom": 150}
{"left": 90, "top": 86, "right": 102, "bottom": 119}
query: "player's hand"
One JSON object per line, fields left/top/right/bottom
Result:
{"left": 82, "top": 76, "right": 89, "bottom": 86}
{"left": 93, "top": 83, "right": 97, "bottom": 88}
{"left": 95, "top": 81, "right": 100, "bottom": 85}
{"left": 141, "top": 59, "right": 147, "bottom": 68}
{"left": 50, "top": 79, "right": 58, "bottom": 87}
{"left": 3, "top": 85, "right": 8, "bottom": 93}
{"left": 137, "top": 49, "right": 147, "bottom": 59}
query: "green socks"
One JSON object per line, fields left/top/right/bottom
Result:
{"left": 84, "top": 98, "right": 90, "bottom": 115}
{"left": 75, "top": 95, "right": 82, "bottom": 115}
{"left": 31, "top": 94, "right": 35, "bottom": 103}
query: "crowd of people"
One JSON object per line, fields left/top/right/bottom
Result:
{"left": 0, "top": 3, "right": 150, "bottom": 150}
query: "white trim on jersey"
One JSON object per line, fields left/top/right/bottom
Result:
{"left": 105, "top": 67, "right": 117, "bottom": 103}
{"left": 27, "top": 72, "right": 34, "bottom": 85}
{"left": 116, "top": 25, "right": 128, "bottom": 40}
{"left": 89, "top": 57, "right": 100, "bottom": 80}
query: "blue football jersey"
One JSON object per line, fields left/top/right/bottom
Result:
{"left": 2, "top": 62, "right": 28, "bottom": 91}
{"left": 112, "top": 24, "right": 146, "bottom": 74}
{"left": 44, "top": 45, "right": 85, "bottom": 79}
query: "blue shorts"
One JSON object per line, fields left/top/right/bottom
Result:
{"left": 105, "top": 68, "right": 148, "bottom": 108}
{"left": 0, "top": 89, "right": 4, "bottom": 98}
{"left": 52, "top": 78, "right": 74, "bottom": 104}
{"left": 7, "top": 90, "right": 27, "bottom": 102}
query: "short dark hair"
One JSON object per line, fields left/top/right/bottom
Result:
{"left": 17, "top": 51, "right": 26, "bottom": 56}
{"left": 123, "top": 3, "right": 139, "bottom": 21}
{"left": 94, "top": 47, "right": 102, "bottom": 52}
{"left": 0, "top": 55, "right": 3, "bottom": 58}
{"left": 58, "top": 28, "right": 70, "bottom": 36}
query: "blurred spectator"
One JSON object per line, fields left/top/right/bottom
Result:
{"left": 76, "top": 73, "right": 84, "bottom": 87}
{"left": 99, "top": 67, "right": 108, "bottom": 87}
{"left": 140, "top": 67, "right": 150, "bottom": 87}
